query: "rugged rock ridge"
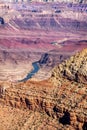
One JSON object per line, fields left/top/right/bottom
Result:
{"left": 52, "top": 48, "right": 87, "bottom": 84}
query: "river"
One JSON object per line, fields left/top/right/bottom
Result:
{"left": 19, "top": 62, "right": 40, "bottom": 82}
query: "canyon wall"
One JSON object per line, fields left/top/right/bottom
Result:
{"left": 2, "top": 0, "right": 87, "bottom": 3}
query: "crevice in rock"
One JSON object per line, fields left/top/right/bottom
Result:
{"left": 59, "top": 111, "right": 70, "bottom": 125}
{"left": 82, "top": 122, "right": 87, "bottom": 130}
{"left": 25, "top": 98, "right": 31, "bottom": 107}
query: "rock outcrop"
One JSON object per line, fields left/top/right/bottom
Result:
{"left": 52, "top": 48, "right": 87, "bottom": 84}
{"left": 0, "top": 77, "right": 87, "bottom": 129}
{"left": 39, "top": 52, "right": 70, "bottom": 67}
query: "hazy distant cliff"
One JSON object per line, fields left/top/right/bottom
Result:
{"left": 2, "top": 0, "right": 87, "bottom": 3}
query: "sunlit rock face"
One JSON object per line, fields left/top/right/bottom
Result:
{"left": 52, "top": 48, "right": 87, "bottom": 84}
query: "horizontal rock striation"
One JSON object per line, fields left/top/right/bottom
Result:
{"left": 0, "top": 74, "right": 87, "bottom": 129}
{"left": 2, "top": 0, "right": 87, "bottom": 3}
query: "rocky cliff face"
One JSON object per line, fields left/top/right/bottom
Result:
{"left": 39, "top": 52, "right": 70, "bottom": 67}
{"left": 52, "top": 48, "right": 87, "bottom": 84}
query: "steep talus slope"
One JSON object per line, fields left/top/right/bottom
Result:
{"left": 13, "top": 15, "right": 87, "bottom": 31}
{"left": 52, "top": 48, "right": 87, "bottom": 84}
{"left": 0, "top": 105, "right": 60, "bottom": 130}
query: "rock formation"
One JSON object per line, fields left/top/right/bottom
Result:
{"left": 0, "top": 49, "right": 87, "bottom": 129}
{"left": 39, "top": 52, "right": 70, "bottom": 67}
{"left": 0, "top": 2, "right": 87, "bottom": 129}
{"left": 52, "top": 48, "right": 87, "bottom": 84}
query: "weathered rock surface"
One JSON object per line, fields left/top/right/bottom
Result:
{"left": 52, "top": 48, "right": 87, "bottom": 84}
{"left": 0, "top": 49, "right": 87, "bottom": 130}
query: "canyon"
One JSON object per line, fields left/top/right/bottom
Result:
{"left": 0, "top": 1, "right": 87, "bottom": 130}
{"left": 0, "top": 1, "right": 87, "bottom": 81}
{"left": 0, "top": 48, "right": 87, "bottom": 130}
